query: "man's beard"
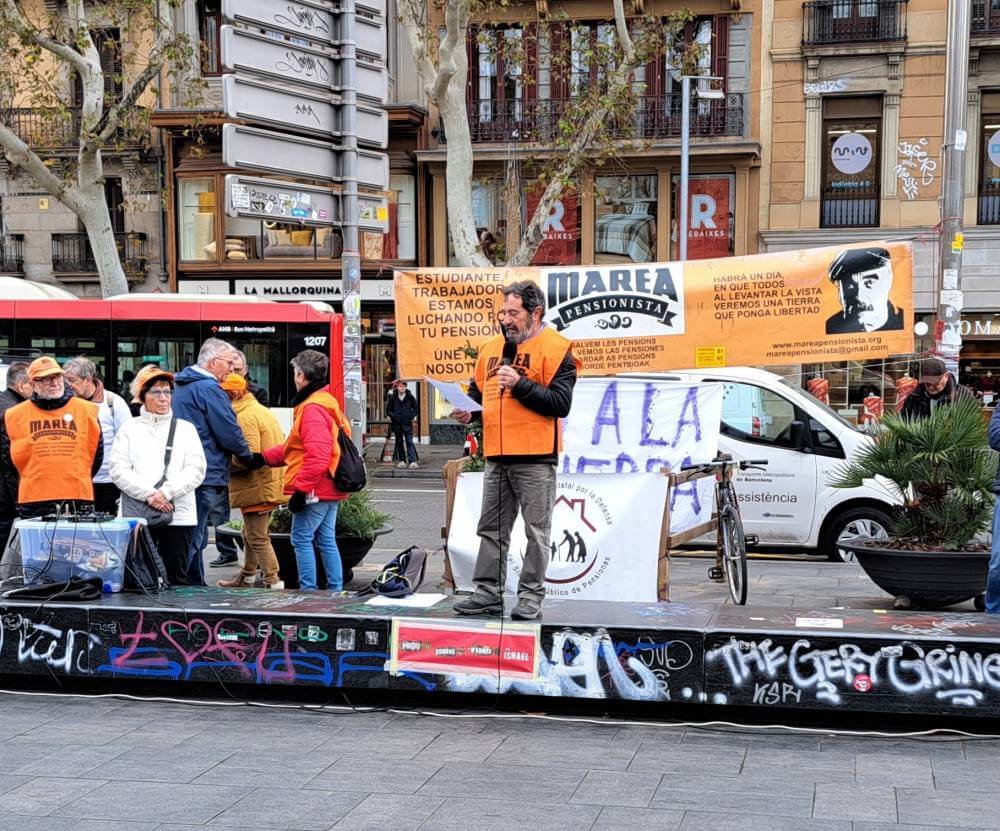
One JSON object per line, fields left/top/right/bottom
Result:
{"left": 506, "top": 324, "right": 532, "bottom": 344}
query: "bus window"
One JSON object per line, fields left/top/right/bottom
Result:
{"left": 203, "top": 321, "right": 292, "bottom": 407}
{"left": 16, "top": 320, "right": 111, "bottom": 381}
{"left": 113, "top": 321, "right": 199, "bottom": 398}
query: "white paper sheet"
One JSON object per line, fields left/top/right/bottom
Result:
{"left": 425, "top": 378, "right": 483, "bottom": 412}
{"left": 364, "top": 593, "right": 448, "bottom": 608}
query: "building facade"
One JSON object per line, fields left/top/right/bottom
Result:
{"left": 157, "top": 0, "right": 429, "bottom": 437}
{"left": 0, "top": 5, "right": 164, "bottom": 296}
{"left": 418, "top": 0, "right": 763, "bottom": 440}
{"left": 761, "top": 0, "right": 999, "bottom": 413}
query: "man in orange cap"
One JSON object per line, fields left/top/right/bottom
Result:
{"left": 0, "top": 356, "right": 103, "bottom": 517}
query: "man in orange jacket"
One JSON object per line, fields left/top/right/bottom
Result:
{"left": 451, "top": 281, "right": 579, "bottom": 620}
{"left": 0, "top": 356, "right": 102, "bottom": 518}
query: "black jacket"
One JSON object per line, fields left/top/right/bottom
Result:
{"left": 900, "top": 376, "right": 974, "bottom": 421}
{"left": 386, "top": 390, "right": 418, "bottom": 428}
{"left": 248, "top": 380, "right": 269, "bottom": 407}
{"left": 467, "top": 351, "right": 578, "bottom": 463}
{"left": 0, "top": 389, "right": 104, "bottom": 517}
{"left": 0, "top": 388, "right": 25, "bottom": 516}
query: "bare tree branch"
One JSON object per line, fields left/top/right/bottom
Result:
{"left": 433, "top": 0, "right": 465, "bottom": 105}
{"left": 0, "top": 123, "right": 85, "bottom": 214}
{"left": 612, "top": 0, "right": 636, "bottom": 64}
{"left": 0, "top": 0, "right": 89, "bottom": 74}
{"left": 397, "top": 0, "right": 442, "bottom": 101}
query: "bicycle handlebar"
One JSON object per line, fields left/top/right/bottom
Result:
{"left": 679, "top": 458, "right": 769, "bottom": 472}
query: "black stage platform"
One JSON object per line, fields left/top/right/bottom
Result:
{"left": 3, "top": 587, "right": 1000, "bottom": 716}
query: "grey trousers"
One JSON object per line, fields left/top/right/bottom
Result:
{"left": 472, "top": 460, "right": 557, "bottom": 605}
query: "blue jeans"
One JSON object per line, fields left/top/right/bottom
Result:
{"left": 290, "top": 500, "right": 342, "bottom": 591}
{"left": 988, "top": 500, "right": 1000, "bottom": 613}
{"left": 392, "top": 425, "right": 418, "bottom": 463}
{"left": 189, "top": 484, "right": 232, "bottom": 586}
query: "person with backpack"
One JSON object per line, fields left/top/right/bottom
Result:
{"left": 63, "top": 357, "right": 134, "bottom": 516}
{"left": 262, "top": 349, "right": 351, "bottom": 591}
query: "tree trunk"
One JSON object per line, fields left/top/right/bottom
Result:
{"left": 440, "top": 65, "right": 492, "bottom": 268}
{"left": 78, "top": 149, "right": 129, "bottom": 297}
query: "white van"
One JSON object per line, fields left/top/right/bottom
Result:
{"left": 636, "top": 366, "right": 898, "bottom": 561}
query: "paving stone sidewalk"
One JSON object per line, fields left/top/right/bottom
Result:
{"left": 0, "top": 692, "right": 993, "bottom": 830}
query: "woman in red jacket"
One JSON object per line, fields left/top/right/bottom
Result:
{"left": 263, "top": 350, "right": 349, "bottom": 591}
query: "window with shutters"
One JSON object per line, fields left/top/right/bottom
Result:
{"left": 198, "top": 0, "right": 223, "bottom": 76}
{"left": 73, "top": 29, "right": 123, "bottom": 108}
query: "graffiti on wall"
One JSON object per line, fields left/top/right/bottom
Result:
{"left": 440, "top": 627, "right": 698, "bottom": 702}
{"left": 895, "top": 138, "right": 937, "bottom": 200}
{"left": 0, "top": 611, "right": 98, "bottom": 674}
{"left": 706, "top": 635, "right": 1000, "bottom": 709}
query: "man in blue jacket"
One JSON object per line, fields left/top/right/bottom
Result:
{"left": 172, "top": 338, "right": 262, "bottom": 585}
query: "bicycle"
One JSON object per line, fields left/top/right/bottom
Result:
{"left": 680, "top": 456, "right": 768, "bottom": 605}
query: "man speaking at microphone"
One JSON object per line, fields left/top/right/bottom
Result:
{"left": 451, "top": 281, "right": 580, "bottom": 620}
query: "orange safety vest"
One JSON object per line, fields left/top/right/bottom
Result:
{"left": 475, "top": 325, "right": 579, "bottom": 458}
{"left": 282, "top": 389, "right": 348, "bottom": 490}
{"left": 5, "top": 397, "right": 100, "bottom": 504}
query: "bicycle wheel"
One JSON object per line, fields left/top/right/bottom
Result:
{"left": 718, "top": 495, "right": 748, "bottom": 605}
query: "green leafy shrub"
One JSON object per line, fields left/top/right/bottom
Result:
{"left": 830, "top": 397, "right": 997, "bottom": 550}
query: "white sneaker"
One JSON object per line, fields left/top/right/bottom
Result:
{"left": 264, "top": 580, "right": 285, "bottom": 590}
{"left": 396, "top": 461, "right": 406, "bottom": 468}
{"left": 409, "top": 461, "right": 419, "bottom": 469}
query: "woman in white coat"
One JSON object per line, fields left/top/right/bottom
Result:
{"left": 109, "top": 366, "right": 207, "bottom": 585}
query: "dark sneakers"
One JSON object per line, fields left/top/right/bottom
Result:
{"left": 453, "top": 594, "right": 502, "bottom": 616}
{"left": 510, "top": 599, "right": 542, "bottom": 620}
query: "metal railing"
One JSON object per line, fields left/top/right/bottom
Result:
{"left": 820, "top": 185, "right": 880, "bottom": 228}
{"left": 51, "top": 231, "right": 147, "bottom": 276}
{"left": 468, "top": 93, "right": 744, "bottom": 143}
{"left": 0, "top": 235, "right": 24, "bottom": 273}
{"left": 802, "top": 0, "right": 907, "bottom": 45}
{"left": 972, "top": 1, "right": 1000, "bottom": 37}
{"left": 2, "top": 108, "right": 82, "bottom": 148}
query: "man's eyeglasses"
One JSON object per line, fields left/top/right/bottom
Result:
{"left": 35, "top": 376, "right": 63, "bottom": 385}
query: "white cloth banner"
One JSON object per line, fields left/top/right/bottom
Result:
{"left": 559, "top": 379, "right": 723, "bottom": 534}
{"left": 448, "top": 473, "right": 667, "bottom": 602}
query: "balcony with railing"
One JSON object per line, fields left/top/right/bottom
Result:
{"left": 821, "top": 184, "right": 879, "bottom": 228}
{"left": 2, "top": 108, "right": 82, "bottom": 148}
{"left": 972, "top": 1, "right": 1000, "bottom": 38}
{"left": 802, "top": 0, "right": 907, "bottom": 46}
{"left": 468, "top": 93, "right": 744, "bottom": 144}
{"left": 51, "top": 232, "right": 147, "bottom": 278}
{"left": 0, "top": 235, "right": 24, "bottom": 274}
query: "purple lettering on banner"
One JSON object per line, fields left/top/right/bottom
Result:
{"left": 640, "top": 384, "right": 667, "bottom": 447}
{"left": 615, "top": 453, "right": 639, "bottom": 473}
{"left": 576, "top": 457, "right": 611, "bottom": 473}
{"left": 591, "top": 381, "right": 622, "bottom": 445}
{"left": 672, "top": 387, "right": 702, "bottom": 446}
{"left": 670, "top": 455, "right": 701, "bottom": 515}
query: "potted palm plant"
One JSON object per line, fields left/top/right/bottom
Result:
{"left": 829, "top": 396, "right": 997, "bottom": 609}
{"left": 220, "top": 488, "right": 392, "bottom": 588}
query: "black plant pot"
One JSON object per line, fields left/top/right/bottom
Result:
{"left": 841, "top": 540, "right": 989, "bottom": 609}
{"left": 217, "top": 525, "right": 392, "bottom": 589}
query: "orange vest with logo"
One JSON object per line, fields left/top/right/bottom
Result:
{"left": 282, "top": 389, "right": 348, "bottom": 489}
{"left": 475, "top": 326, "right": 579, "bottom": 458}
{"left": 5, "top": 397, "right": 100, "bottom": 504}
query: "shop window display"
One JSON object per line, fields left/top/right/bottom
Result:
{"left": 594, "top": 174, "right": 657, "bottom": 264}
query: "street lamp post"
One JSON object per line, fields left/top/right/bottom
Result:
{"left": 679, "top": 75, "right": 724, "bottom": 262}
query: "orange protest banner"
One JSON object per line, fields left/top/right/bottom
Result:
{"left": 393, "top": 241, "right": 914, "bottom": 380}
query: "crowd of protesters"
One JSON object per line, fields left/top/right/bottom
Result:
{"left": 0, "top": 340, "right": 350, "bottom": 592}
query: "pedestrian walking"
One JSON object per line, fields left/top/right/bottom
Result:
{"left": 63, "top": 357, "right": 133, "bottom": 516}
{"left": 900, "top": 357, "right": 974, "bottom": 419}
{"left": 263, "top": 350, "right": 349, "bottom": 591}
{"left": 217, "top": 374, "right": 287, "bottom": 589}
{"left": 386, "top": 379, "right": 419, "bottom": 468}
{"left": 231, "top": 349, "right": 269, "bottom": 407}
{"left": 0, "top": 356, "right": 103, "bottom": 518}
{"left": 109, "top": 366, "right": 206, "bottom": 585}
{"left": 451, "top": 281, "right": 579, "bottom": 621}
{"left": 0, "top": 362, "right": 31, "bottom": 547}
{"left": 171, "top": 339, "right": 262, "bottom": 585}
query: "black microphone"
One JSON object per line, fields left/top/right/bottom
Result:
{"left": 500, "top": 336, "right": 517, "bottom": 396}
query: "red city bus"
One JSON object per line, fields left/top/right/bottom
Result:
{"left": 0, "top": 295, "right": 345, "bottom": 410}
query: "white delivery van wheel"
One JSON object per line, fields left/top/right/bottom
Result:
{"left": 823, "top": 506, "right": 892, "bottom": 563}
